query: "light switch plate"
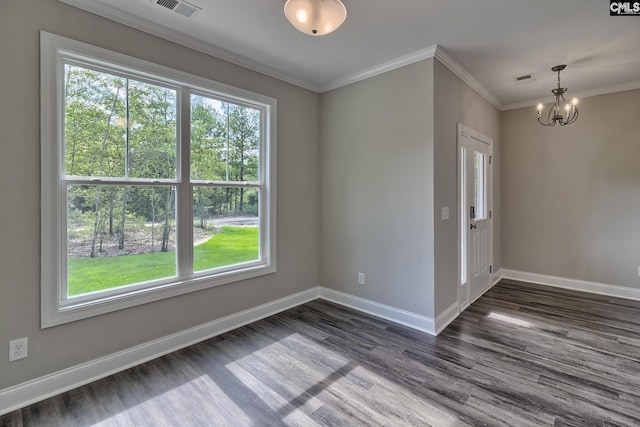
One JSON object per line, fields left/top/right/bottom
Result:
{"left": 442, "top": 207, "right": 450, "bottom": 221}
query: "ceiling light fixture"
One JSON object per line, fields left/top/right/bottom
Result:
{"left": 537, "top": 65, "right": 578, "bottom": 127}
{"left": 284, "top": 0, "right": 347, "bottom": 36}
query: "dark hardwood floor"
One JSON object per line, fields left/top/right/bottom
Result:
{"left": 2, "top": 279, "right": 640, "bottom": 426}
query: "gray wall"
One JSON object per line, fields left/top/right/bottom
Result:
{"left": 501, "top": 89, "right": 640, "bottom": 288}
{"left": 433, "top": 60, "right": 501, "bottom": 315}
{"left": 0, "top": 0, "right": 320, "bottom": 390}
{"left": 319, "top": 58, "right": 502, "bottom": 320}
{"left": 320, "top": 60, "right": 436, "bottom": 317}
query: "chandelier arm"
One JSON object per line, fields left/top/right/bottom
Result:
{"left": 547, "top": 105, "right": 556, "bottom": 126}
{"left": 558, "top": 109, "right": 578, "bottom": 126}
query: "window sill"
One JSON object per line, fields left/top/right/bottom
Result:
{"left": 42, "top": 263, "right": 276, "bottom": 328}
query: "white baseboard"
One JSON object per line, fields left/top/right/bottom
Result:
{"left": 492, "top": 269, "right": 504, "bottom": 287}
{"left": 0, "top": 287, "right": 320, "bottom": 416}
{"left": 319, "top": 288, "right": 436, "bottom": 335}
{"left": 434, "top": 270, "right": 502, "bottom": 334}
{"left": 501, "top": 269, "right": 640, "bottom": 301}
{"left": 5, "top": 280, "right": 515, "bottom": 416}
{"left": 434, "top": 302, "right": 459, "bottom": 335}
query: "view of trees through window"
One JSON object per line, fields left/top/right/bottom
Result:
{"left": 190, "top": 94, "right": 260, "bottom": 273}
{"left": 64, "top": 64, "right": 260, "bottom": 297}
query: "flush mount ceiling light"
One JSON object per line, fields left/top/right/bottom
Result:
{"left": 284, "top": 0, "right": 347, "bottom": 36}
{"left": 536, "top": 65, "right": 579, "bottom": 127}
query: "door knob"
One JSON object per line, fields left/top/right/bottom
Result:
{"left": 470, "top": 224, "right": 477, "bottom": 229}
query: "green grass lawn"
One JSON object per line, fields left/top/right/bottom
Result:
{"left": 68, "top": 226, "right": 259, "bottom": 296}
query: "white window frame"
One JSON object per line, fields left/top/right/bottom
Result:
{"left": 40, "top": 32, "right": 277, "bottom": 328}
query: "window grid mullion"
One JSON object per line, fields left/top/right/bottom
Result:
{"left": 177, "top": 88, "right": 193, "bottom": 278}
{"left": 62, "top": 178, "right": 179, "bottom": 186}
{"left": 189, "top": 182, "right": 262, "bottom": 188}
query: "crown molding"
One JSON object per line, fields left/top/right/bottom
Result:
{"left": 56, "top": 0, "right": 640, "bottom": 108}
{"left": 57, "top": 0, "right": 323, "bottom": 92}
{"left": 319, "top": 45, "right": 438, "bottom": 92}
{"left": 320, "top": 45, "right": 504, "bottom": 114}
{"left": 433, "top": 48, "right": 502, "bottom": 110}
{"left": 501, "top": 80, "right": 640, "bottom": 111}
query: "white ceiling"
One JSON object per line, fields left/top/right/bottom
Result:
{"left": 61, "top": 0, "right": 640, "bottom": 110}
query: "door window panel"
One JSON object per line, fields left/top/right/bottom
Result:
{"left": 474, "top": 151, "right": 487, "bottom": 220}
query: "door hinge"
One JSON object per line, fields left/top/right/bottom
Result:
{"left": 489, "top": 155, "right": 492, "bottom": 164}
{"left": 489, "top": 265, "right": 493, "bottom": 274}
{"left": 489, "top": 210, "right": 492, "bottom": 219}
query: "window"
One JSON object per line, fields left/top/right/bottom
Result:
{"left": 473, "top": 151, "right": 487, "bottom": 220}
{"left": 41, "top": 32, "right": 276, "bottom": 327}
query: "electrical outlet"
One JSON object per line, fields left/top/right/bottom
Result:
{"left": 358, "top": 272, "right": 365, "bottom": 285}
{"left": 9, "top": 337, "right": 28, "bottom": 362}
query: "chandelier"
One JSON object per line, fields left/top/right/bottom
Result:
{"left": 284, "top": 0, "right": 347, "bottom": 36}
{"left": 536, "top": 65, "right": 579, "bottom": 127}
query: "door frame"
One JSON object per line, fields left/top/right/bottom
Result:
{"left": 457, "top": 123, "right": 493, "bottom": 311}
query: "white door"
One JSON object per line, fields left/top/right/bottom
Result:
{"left": 458, "top": 124, "right": 493, "bottom": 309}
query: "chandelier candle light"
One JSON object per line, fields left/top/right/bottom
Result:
{"left": 284, "top": 0, "right": 347, "bottom": 36}
{"left": 537, "top": 65, "right": 579, "bottom": 127}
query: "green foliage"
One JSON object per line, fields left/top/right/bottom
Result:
{"left": 63, "top": 64, "right": 261, "bottom": 290}
{"left": 127, "top": 80, "right": 177, "bottom": 179}
{"left": 68, "top": 249, "right": 175, "bottom": 296}
{"left": 190, "top": 96, "right": 259, "bottom": 184}
{"left": 194, "top": 226, "right": 259, "bottom": 272}
{"left": 64, "top": 66, "right": 261, "bottom": 233}
{"left": 190, "top": 95, "right": 260, "bottom": 216}
{"left": 68, "top": 226, "right": 259, "bottom": 296}
{"left": 64, "top": 65, "right": 177, "bottom": 180}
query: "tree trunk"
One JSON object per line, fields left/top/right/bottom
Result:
{"left": 239, "top": 149, "right": 244, "bottom": 212}
{"left": 150, "top": 192, "right": 156, "bottom": 253}
{"left": 161, "top": 188, "right": 173, "bottom": 252}
{"left": 118, "top": 188, "right": 128, "bottom": 250}
{"left": 98, "top": 220, "right": 104, "bottom": 253}
{"left": 198, "top": 195, "right": 207, "bottom": 229}
{"left": 108, "top": 191, "right": 114, "bottom": 236}
{"left": 90, "top": 86, "right": 121, "bottom": 258}
{"left": 90, "top": 187, "right": 103, "bottom": 258}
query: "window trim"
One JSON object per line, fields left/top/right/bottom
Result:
{"left": 40, "top": 32, "right": 277, "bottom": 328}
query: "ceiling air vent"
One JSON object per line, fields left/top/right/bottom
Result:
{"left": 152, "top": 0, "right": 201, "bottom": 18}
{"left": 514, "top": 73, "right": 536, "bottom": 85}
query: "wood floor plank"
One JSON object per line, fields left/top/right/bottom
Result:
{"left": 2, "top": 280, "right": 640, "bottom": 426}
{"left": 0, "top": 411, "right": 22, "bottom": 427}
